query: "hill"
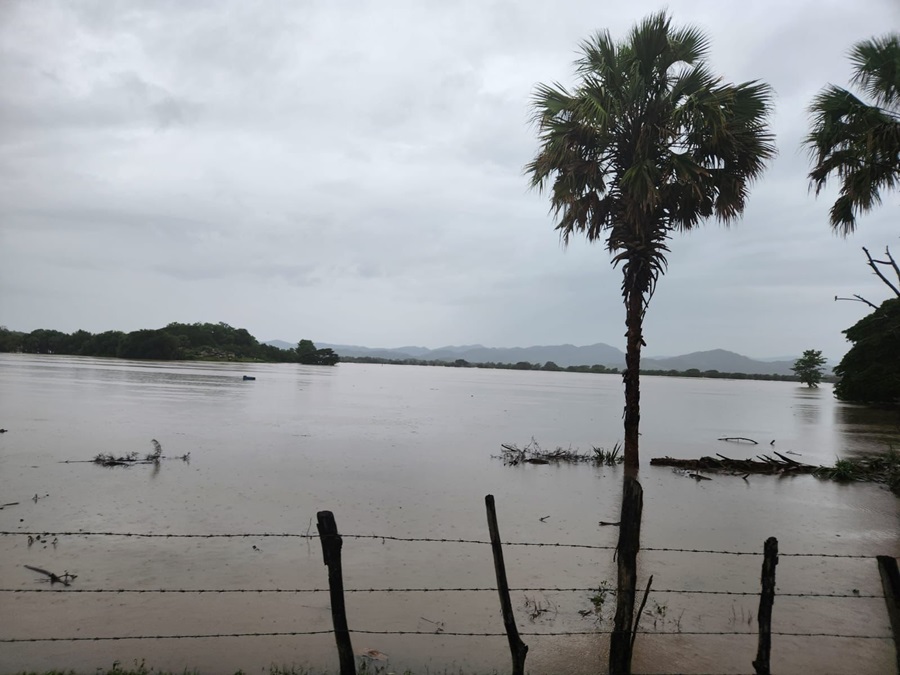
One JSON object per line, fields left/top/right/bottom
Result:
{"left": 269, "top": 341, "right": 799, "bottom": 376}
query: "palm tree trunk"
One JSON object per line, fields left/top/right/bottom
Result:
{"left": 623, "top": 276, "right": 643, "bottom": 470}
{"left": 609, "top": 262, "right": 646, "bottom": 674}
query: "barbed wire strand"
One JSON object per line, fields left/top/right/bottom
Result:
{"left": 0, "top": 531, "right": 886, "bottom": 559}
{"left": 0, "top": 587, "right": 883, "bottom": 598}
{"left": 0, "top": 629, "right": 890, "bottom": 643}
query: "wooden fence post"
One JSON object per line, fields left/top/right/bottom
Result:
{"left": 485, "top": 494, "right": 528, "bottom": 675}
{"left": 876, "top": 555, "right": 900, "bottom": 673}
{"left": 752, "top": 537, "right": 778, "bottom": 675}
{"left": 609, "top": 476, "right": 643, "bottom": 675}
{"left": 317, "top": 511, "right": 356, "bottom": 675}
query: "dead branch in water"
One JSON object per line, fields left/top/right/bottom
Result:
{"left": 651, "top": 455, "right": 817, "bottom": 475}
{"left": 718, "top": 437, "right": 759, "bottom": 445}
{"left": 24, "top": 565, "right": 76, "bottom": 586}
{"left": 60, "top": 440, "right": 190, "bottom": 467}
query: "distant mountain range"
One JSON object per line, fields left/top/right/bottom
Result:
{"left": 264, "top": 340, "right": 799, "bottom": 376}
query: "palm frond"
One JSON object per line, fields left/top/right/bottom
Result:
{"left": 849, "top": 34, "right": 900, "bottom": 111}
{"left": 526, "top": 12, "right": 774, "bottom": 275}
{"left": 805, "top": 79, "right": 900, "bottom": 234}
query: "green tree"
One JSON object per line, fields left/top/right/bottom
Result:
{"left": 792, "top": 349, "right": 828, "bottom": 388}
{"left": 834, "top": 297, "right": 900, "bottom": 403}
{"left": 118, "top": 329, "right": 183, "bottom": 360}
{"left": 527, "top": 12, "right": 775, "bottom": 470}
{"left": 295, "top": 339, "right": 339, "bottom": 366}
{"left": 806, "top": 33, "right": 900, "bottom": 235}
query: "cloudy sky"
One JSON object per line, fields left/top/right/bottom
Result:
{"left": 1, "top": 0, "right": 898, "bottom": 360}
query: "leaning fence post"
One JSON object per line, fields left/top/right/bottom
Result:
{"left": 485, "top": 494, "right": 528, "bottom": 675}
{"left": 317, "top": 511, "right": 356, "bottom": 675}
{"left": 752, "top": 537, "right": 778, "bottom": 675}
{"left": 876, "top": 555, "right": 900, "bottom": 673}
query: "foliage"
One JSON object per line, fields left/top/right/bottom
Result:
{"left": 525, "top": 11, "right": 775, "bottom": 467}
{"left": 806, "top": 33, "right": 900, "bottom": 234}
{"left": 833, "top": 297, "right": 900, "bottom": 403}
{"left": 0, "top": 323, "right": 339, "bottom": 366}
{"left": 296, "top": 339, "right": 339, "bottom": 366}
{"left": 498, "top": 438, "right": 623, "bottom": 466}
{"left": 814, "top": 447, "right": 900, "bottom": 494}
{"left": 792, "top": 349, "right": 828, "bottom": 388}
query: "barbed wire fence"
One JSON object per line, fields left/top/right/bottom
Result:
{"left": 1, "top": 497, "right": 898, "bottom": 675}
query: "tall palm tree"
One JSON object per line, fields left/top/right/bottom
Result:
{"left": 527, "top": 12, "right": 775, "bottom": 470}
{"left": 806, "top": 34, "right": 900, "bottom": 235}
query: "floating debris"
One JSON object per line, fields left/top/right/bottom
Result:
{"left": 24, "top": 565, "right": 76, "bottom": 586}
{"left": 497, "top": 438, "right": 622, "bottom": 466}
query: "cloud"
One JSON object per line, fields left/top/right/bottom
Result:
{"left": 1, "top": 0, "right": 899, "bottom": 360}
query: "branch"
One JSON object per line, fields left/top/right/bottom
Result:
{"left": 835, "top": 294, "right": 879, "bottom": 309}
{"left": 630, "top": 574, "right": 654, "bottom": 653}
{"left": 883, "top": 246, "right": 900, "bottom": 290}
{"left": 862, "top": 247, "right": 900, "bottom": 297}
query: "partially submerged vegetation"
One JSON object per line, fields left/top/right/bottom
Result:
{"left": 654, "top": 446, "right": 900, "bottom": 495}
{"left": 814, "top": 448, "right": 900, "bottom": 494}
{"left": 498, "top": 438, "right": 623, "bottom": 466}
{"left": 71, "top": 440, "right": 190, "bottom": 468}
{"left": 344, "top": 354, "right": 810, "bottom": 382}
{"left": 500, "top": 437, "right": 899, "bottom": 495}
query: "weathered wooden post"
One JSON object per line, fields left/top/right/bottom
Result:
{"left": 485, "top": 494, "right": 528, "bottom": 675}
{"left": 317, "top": 510, "right": 356, "bottom": 675}
{"left": 752, "top": 537, "right": 778, "bottom": 675}
{"left": 876, "top": 555, "right": 900, "bottom": 673}
{"left": 609, "top": 475, "right": 643, "bottom": 675}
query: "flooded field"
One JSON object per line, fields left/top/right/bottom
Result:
{"left": 0, "top": 354, "right": 898, "bottom": 674}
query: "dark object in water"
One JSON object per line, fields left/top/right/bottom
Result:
{"left": 242, "top": 375, "right": 256, "bottom": 381}
{"left": 0, "top": 428, "right": 7, "bottom": 433}
{"left": 651, "top": 453, "right": 816, "bottom": 475}
{"left": 24, "top": 564, "right": 76, "bottom": 586}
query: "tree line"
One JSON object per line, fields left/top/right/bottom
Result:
{"left": 0, "top": 322, "right": 339, "bottom": 366}
{"left": 342, "top": 355, "right": 810, "bottom": 382}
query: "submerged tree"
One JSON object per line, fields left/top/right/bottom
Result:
{"left": 526, "top": 11, "right": 775, "bottom": 470}
{"left": 806, "top": 33, "right": 900, "bottom": 235}
{"left": 792, "top": 349, "right": 828, "bottom": 388}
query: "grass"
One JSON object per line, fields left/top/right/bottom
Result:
{"left": 22, "top": 665, "right": 497, "bottom": 675}
{"left": 498, "top": 438, "right": 623, "bottom": 466}
{"left": 814, "top": 446, "right": 900, "bottom": 494}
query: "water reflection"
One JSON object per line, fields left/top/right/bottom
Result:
{"left": 834, "top": 401, "right": 900, "bottom": 456}
{"left": 793, "top": 388, "right": 823, "bottom": 425}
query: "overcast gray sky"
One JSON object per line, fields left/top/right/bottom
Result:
{"left": 1, "top": 0, "right": 898, "bottom": 360}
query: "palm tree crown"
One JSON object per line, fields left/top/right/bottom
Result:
{"left": 806, "top": 34, "right": 900, "bottom": 235}
{"left": 527, "top": 11, "right": 775, "bottom": 302}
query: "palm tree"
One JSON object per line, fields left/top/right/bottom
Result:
{"left": 806, "top": 33, "right": 900, "bottom": 235}
{"left": 527, "top": 12, "right": 775, "bottom": 471}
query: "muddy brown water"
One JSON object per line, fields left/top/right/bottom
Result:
{"left": 0, "top": 354, "right": 898, "bottom": 674}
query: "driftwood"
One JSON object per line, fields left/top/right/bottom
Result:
{"left": 718, "top": 437, "right": 759, "bottom": 445}
{"left": 24, "top": 565, "right": 76, "bottom": 586}
{"left": 651, "top": 454, "right": 817, "bottom": 475}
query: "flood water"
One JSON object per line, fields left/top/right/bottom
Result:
{"left": 0, "top": 354, "right": 898, "bottom": 674}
